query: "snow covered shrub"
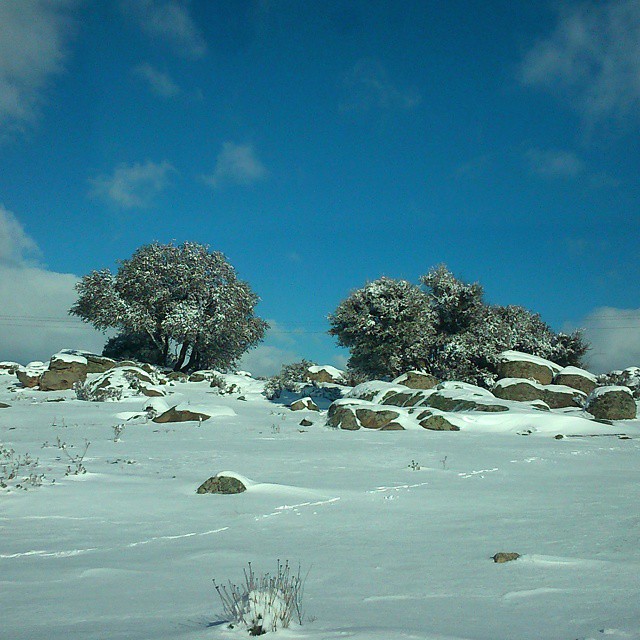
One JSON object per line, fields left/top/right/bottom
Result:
{"left": 213, "top": 560, "right": 306, "bottom": 635}
{"left": 330, "top": 265, "right": 588, "bottom": 386}
{"left": 263, "top": 360, "right": 316, "bottom": 400}
{"left": 0, "top": 445, "right": 44, "bottom": 490}
{"left": 74, "top": 380, "right": 124, "bottom": 402}
{"left": 328, "top": 277, "right": 436, "bottom": 379}
{"left": 70, "top": 242, "right": 268, "bottom": 372}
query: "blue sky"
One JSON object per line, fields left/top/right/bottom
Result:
{"left": 0, "top": 0, "right": 638, "bottom": 374}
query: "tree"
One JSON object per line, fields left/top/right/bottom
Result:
{"left": 328, "top": 277, "right": 436, "bottom": 379}
{"left": 70, "top": 242, "right": 268, "bottom": 372}
{"left": 329, "top": 266, "right": 588, "bottom": 385}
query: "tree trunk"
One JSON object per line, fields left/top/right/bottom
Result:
{"left": 162, "top": 336, "right": 170, "bottom": 367}
{"left": 182, "top": 348, "right": 200, "bottom": 373}
{"left": 173, "top": 341, "right": 190, "bottom": 371}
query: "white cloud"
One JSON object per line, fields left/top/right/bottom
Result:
{"left": 121, "top": 0, "right": 206, "bottom": 59}
{"left": 341, "top": 59, "right": 421, "bottom": 111}
{"left": 133, "top": 62, "right": 180, "bottom": 98}
{"left": 236, "top": 344, "right": 303, "bottom": 378}
{"left": 0, "top": 205, "right": 41, "bottom": 266}
{"left": 0, "top": 208, "right": 107, "bottom": 364}
{"left": 90, "top": 160, "right": 175, "bottom": 209}
{"left": 0, "top": 0, "right": 75, "bottom": 132}
{"left": 203, "top": 143, "right": 267, "bottom": 189}
{"left": 526, "top": 148, "right": 585, "bottom": 178}
{"left": 521, "top": 1, "right": 640, "bottom": 123}
{"left": 577, "top": 307, "right": 640, "bottom": 373}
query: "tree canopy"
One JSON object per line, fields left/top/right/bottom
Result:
{"left": 329, "top": 265, "right": 588, "bottom": 386}
{"left": 70, "top": 242, "right": 268, "bottom": 372}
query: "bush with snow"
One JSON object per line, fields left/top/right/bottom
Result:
{"left": 263, "top": 360, "right": 316, "bottom": 400}
{"left": 70, "top": 242, "right": 268, "bottom": 373}
{"left": 213, "top": 560, "right": 306, "bottom": 635}
{"left": 329, "top": 265, "right": 588, "bottom": 387}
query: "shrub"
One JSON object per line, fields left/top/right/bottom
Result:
{"left": 263, "top": 360, "right": 316, "bottom": 400}
{"left": 213, "top": 560, "right": 306, "bottom": 635}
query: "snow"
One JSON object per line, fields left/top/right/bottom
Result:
{"left": 498, "top": 350, "right": 562, "bottom": 373}
{"left": 51, "top": 352, "right": 88, "bottom": 365}
{"left": 588, "top": 385, "right": 634, "bottom": 399}
{"left": 2, "top": 369, "right": 640, "bottom": 640}
{"left": 494, "top": 377, "right": 545, "bottom": 390}
{"left": 557, "top": 366, "right": 597, "bottom": 382}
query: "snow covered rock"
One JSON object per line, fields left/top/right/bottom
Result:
{"left": 59, "top": 350, "right": 116, "bottom": 374}
{"left": 543, "top": 384, "right": 587, "bottom": 409}
{"left": 493, "top": 379, "right": 585, "bottom": 409}
{"left": 153, "top": 405, "right": 213, "bottom": 423}
{"left": 415, "top": 411, "right": 460, "bottom": 431}
{"left": 16, "top": 361, "right": 47, "bottom": 388}
{"left": 289, "top": 397, "right": 319, "bottom": 411}
{"left": 392, "top": 370, "right": 438, "bottom": 390}
{"left": 0, "top": 361, "right": 20, "bottom": 375}
{"left": 496, "top": 350, "right": 560, "bottom": 385}
{"left": 422, "top": 386, "right": 509, "bottom": 413}
{"left": 39, "top": 352, "right": 88, "bottom": 391}
{"left": 305, "top": 365, "right": 345, "bottom": 384}
{"left": 586, "top": 386, "right": 637, "bottom": 421}
{"left": 598, "top": 367, "right": 640, "bottom": 399}
{"left": 78, "top": 366, "right": 162, "bottom": 401}
{"left": 327, "top": 403, "right": 360, "bottom": 430}
{"left": 554, "top": 366, "right": 597, "bottom": 395}
{"left": 493, "top": 378, "right": 546, "bottom": 403}
{"left": 196, "top": 473, "right": 246, "bottom": 494}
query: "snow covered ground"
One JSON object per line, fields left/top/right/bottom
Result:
{"left": 2, "top": 371, "right": 640, "bottom": 640}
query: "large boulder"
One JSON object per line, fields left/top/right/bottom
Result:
{"left": 554, "top": 366, "right": 597, "bottom": 395}
{"left": 59, "top": 350, "right": 116, "bottom": 374}
{"left": 153, "top": 405, "right": 212, "bottom": 423}
{"left": 496, "top": 350, "right": 560, "bottom": 385}
{"left": 39, "top": 353, "right": 88, "bottom": 391}
{"left": 392, "top": 371, "right": 438, "bottom": 390}
{"left": 542, "top": 384, "right": 587, "bottom": 409}
{"left": 586, "top": 386, "right": 637, "bottom": 421}
{"left": 79, "top": 366, "right": 160, "bottom": 401}
{"left": 327, "top": 401, "right": 401, "bottom": 430}
{"left": 16, "top": 361, "right": 47, "bottom": 388}
{"left": 416, "top": 412, "right": 460, "bottom": 431}
{"left": 493, "top": 378, "right": 545, "bottom": 403}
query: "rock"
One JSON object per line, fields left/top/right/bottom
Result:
{"left": 355, "top": 408, "right": 400, "bottom": 429}
{"left": 196, "top": 475, "right": 246, "bottom": 494}
{"left": 16, "top": 364, "right": 44, "bottom": 388}
{"left": 140, "top": 385, "right": 165, "bottom": 397}
{"left": 189, "top": 372, "right": 207, "bottom": 382}
{"left": 327, "top": 404, "right": 360, "bottom": 430}
{"left": 305, "top": 365, "right": 345, "bottom": 384}
{"left": 586, "top": 386, "right": 637, "bottom": 420}
{"left": 492, "top": 552, "right": 520, "bottom": 563}
{"left": 167, "top": 371, "right": 188, "bottom": 381}
{"left": 380, "top": 390, "right": 425, "bottom": 407}
{"left": 419, "top": 414, "right": 460, "bottom": 431}
{"left": 299, "top": 418, "right": 313, "bottom": 427}
{"left": 554, "top": 366, "right": 597, "bottom": 395}
{"left": 542, "top": 384, "right": 586, "bottom": 409}
{"left": 39, "top": 353, "right": 89, "bottom": 391}
{"left": 290, "top": 397, "right": 319, "bottom": 411}
{"left": 497, "top": 350, "right": 559, "bottom": 385}
{"left": 380, "top": 422, "right": 405, "bottom": 430}
{"left": 0, "top": 402, "right": 10, "bottom": 408}
{"left": 554, "top": 434, "right": 564, "bottom": 439}
{"left": 0, "top": 361, "right": 20, "bottom": 375}
{"left": 597, "top": 367, "right": 640, "bottom": 399}
{"left": 392, "top": 370, "right": 438, "bottom": 390}
{"left": 85, "top": 354, "right": 116, "bottom": 374}
{"left": 493, "top": 378, "right": 546, "bottom": 403}
{"left": 153, "top": 406, "right": 212, "bottom": 423}
{"left": 116, "top": 360, "right": 138, "bottom": 368}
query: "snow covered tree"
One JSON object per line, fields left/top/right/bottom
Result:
{"left": 329, "top": 266, "right": 588, "bottom": 385}
{"left": 70, "top": 242, "right": 268, "bottom": 372}
{"left": 328, "top": 277, "right": 436, "bottom": 379}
